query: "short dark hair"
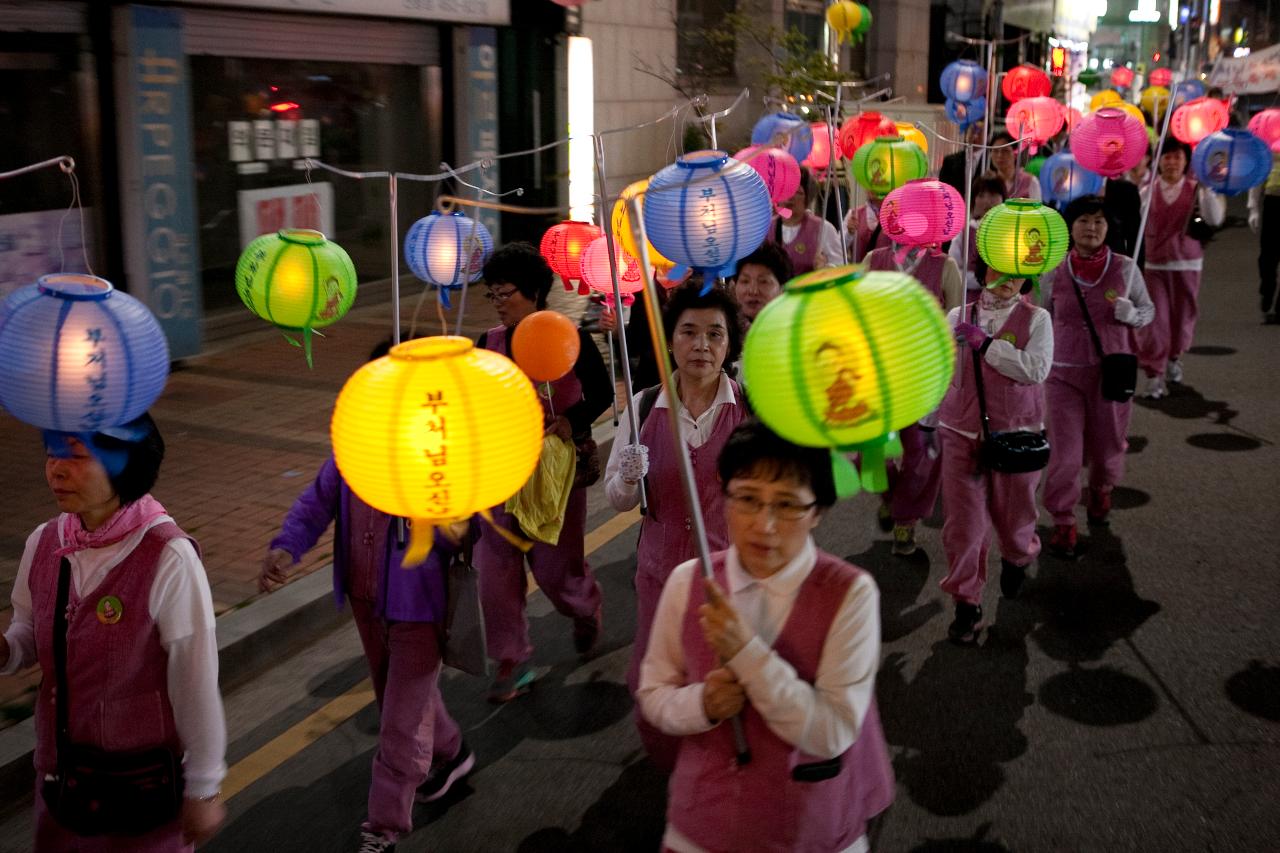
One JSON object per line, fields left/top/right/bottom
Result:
{"left": 97, "top": 413, "right": 165, "bottom": 505}
{"left": 1159, "top": 138, "right": 1191, "bottom": 163}
{"left": 662, "top": 281, "right": 744, "bottom": 368}
{"left": 796, "top": 165, "right": 813, "bottom": 200}
{"left": 734, "top": 241, "right": 793, "bottom": 287}
{"left": 1063, "top": 195, "right": 1110, "bottom": 232}
{"left": 973, "top": 175, "right": 1007, "bottom": 200}
{"left": 717, "top": 419, "right": 837, "bottom": 508}
{"left": 989, "top": 130, "right": 1015, "bottom": 147}
{"left": 482, "top": 241, "right": 553, "bottom": 309}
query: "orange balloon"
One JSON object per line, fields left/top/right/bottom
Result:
{"left": 511, "top": 310, "right": 580, "bottom": 382}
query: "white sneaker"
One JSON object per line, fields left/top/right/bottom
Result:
{"left": 1165, "top": 359, "right": 1183, "bottom": 384}
{"left": 1142, "top": 376, "right": 1167, "bottom": 399}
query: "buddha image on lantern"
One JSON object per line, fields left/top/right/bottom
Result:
{"left": 869, "top": 158, "right": 887, "bottom": 187}
{"left": 319, "top": 275, "right": 344, "bottom": 321}
{"left": 1051, "top": 167, "right": 1070, "bottom": 198}
{"left": 1022, "top": 227, "right": 1045, "bottom": 266}
{"left": 881, "top": 198, "right": 906, "bottom": 239}
{"left": 1207, "top": 150, "right": 1229, "bottom": 183}
{"left": 815, "top": 341, "right": 876, "bottom": 428}
{"left": 1101, "top": 137, "right": 1125, "bottom": 171}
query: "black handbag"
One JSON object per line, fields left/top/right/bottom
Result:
{"left": 1067, "top": 268, "right": 1139, "bottom": 403}
{"left": 970, "top": 305, "right": 1051, "bottom": 474}
{"left": 41, "top": 558, "right": 184, "bottom": 837}
{"left": 1185, "top": 199, "right": 1215, "bottom": 245}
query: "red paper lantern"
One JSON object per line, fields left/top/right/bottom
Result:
{"left": 1149, "top": 68, "right": 1172, "bottom": 87}
{"left": 1071, "top": 107, "right": 1150, "bottom": 178}
{"left": 1063, "top": 106, "right": 1083, "bottom": 133}
{"left": 540, "top": 220, "right": 603, "bottom": 294}
{"left": 1006, "top": 96, "right": 1064, "bottom": 152}
{"left": 1248, "top": 108, "right": 1280, "bottom": 152}
{"left": 1002, "top": 64, "right": 1052, "bottom": 103}
{"left": 579, "top": 236, "right": 644, "bottom": 305}
{"left": 1170, "top": 97, "right": 1230, "bottom": 146}
{"left": 838, "top": 111, "right": 897, "bottom": 159}
{"left": 1110, "top": 66, "right": 1135, "bottom": 89}
{"left": 804, "top": 122, "right": 837, "bottom": 171}
{"left": 879, "top": 179, "right": 965, "bottom": 253}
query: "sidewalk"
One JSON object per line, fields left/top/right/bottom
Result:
{"left": 0, "top": 279, "right": 610, "bottom": 720}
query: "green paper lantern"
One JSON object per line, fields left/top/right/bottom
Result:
{"left": 849, "top": 135, "right": 928, "bottom": 196}
{"left": 236, "top": 229, "right": 358, "bottom": 366}
{"left": 1077, "top": 69, "right": 1100, "bottom": 88}
{"left": 976, "top": 199, "right": 1069, "bottom": 286}
{"left": 1024, "top": 155, "right": 1047, "bottom": 178}
{"left": 741, "top": 265, "right": 955, "bottom": 493}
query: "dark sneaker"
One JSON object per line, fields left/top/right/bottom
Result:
{"left": 891, "top": 524, "right": 918, "bottom": 556}
{"left": 573, "top": 607, "right": 602, "bottom": 657}
{"left": 488, "top": 660, "right": 536, "bottom": 704}
{"left": 876, "top": 502, "right": 893, "bottom": 533}
{"left": 1047, "top": 523, "right": 1078, "bottom": 559}
{"left": 358, "top": 830, "right": 396, "bottom": 852}
{"left": 947, "top": 603, "right": 983, "bottom": 646}
{"left": 1000, "top": 559, "right": 1027, "bottom": 599}
{"left": 416, "top": 743, "right": 475, "bottom": 803}
{"left": 1086, "top": 488, "right": 1112, "bottom": 526}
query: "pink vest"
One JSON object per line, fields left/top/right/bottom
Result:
{"left": 1046, "top": 249, "right": 1134, "bottom": 365}
{"left": 850, "top": 204, "right": 890, "bottom": 263}
{"left": 867, "top": 247, "right": 946, "bottom": 305}
{"left": 773, "top": 212, "right": 824, "bottom": 275}
{"left": 667, "top": 550, "right": 894, "bottom": 852}
{"left": 636, "top": 384, "right": 747, "bottom": 587}
{"left": 30, "top": 522, "right": 189, "bottom": 775}
{"left": 939, "top": 301, "right": 1045, "bottom": 433}
{"left": 1008, "top": 170, "right": 1036, "bottom": 199}
{"left": 485, "top": 323, "right": 584, "bottom": 417}
{"left": 1144, "top": 179, "right": 1201, "bottom": 264}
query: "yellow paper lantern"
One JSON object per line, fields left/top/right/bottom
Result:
{"left": 1110, "top": 101, "right": 1147, "bottom": 126}
{"left": 331, "top": 336, "right": 544, "bottom": 563}
{"left": 612, "top": 178, "right": 673, "bottom": 274}
{"left": 894, "top": 122, "right": 929, "bottom": 154}
{"left": 1090, "top": 89, "right": 1124, "bottom": 111}
{"left": 1140, "top": 85, "right": 1170, "bottom": 119}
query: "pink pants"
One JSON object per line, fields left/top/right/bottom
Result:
{"left": 350, "top": 600, "right": 462, "bottom": 841}
{"left": 1137, "top": 267, "right": 1201, "bottom": 376}
{"left": 884, "top": 424, "right": 942, "bottom": 525}
{"left": 475, "top": 486, "right": 602, "bottom": 664}
{"left": 630, "top": 569, "right": 680, "bottom": 772}
{"left": 939, "top": 429, "right": 1041, "bottom": 605}
{"left": 1043, "top": 366, "right": 1132, "bottom": 525}
{"left": 34, "top": 786, "right": 190, "bottom": 852}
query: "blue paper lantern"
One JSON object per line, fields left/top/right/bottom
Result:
{"left": 0, "top": 274, "right": 169, "bottom": 431}
{"left": 403, "top": 212, "right": 493, "bottom": 308}
{"left": 1191, "top": 128, "right": 1272, "bottom": 196}
{"left": 1171, "top": 79, "right": 1205, "bottom": 110}
{"left": 642, "top": 149, "right": 773, "bottom": 281}
{"left": 1040, "top": 150, "right": 1105, "bottom": 208}
{"left": 946, "top": 96, "right": 986, "bottom": 131}
{"left": 940, "top": 59, "right": 988, "bottom": 105}
{"left": 750, "top": 113, "right": 814, "bottom": 164}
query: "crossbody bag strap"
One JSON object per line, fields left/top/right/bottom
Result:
{"left": 53, "top": 557, "right": 72, "bottom": 768}
{"left": 968, "top": 301, "right": 994, "bottom": 442}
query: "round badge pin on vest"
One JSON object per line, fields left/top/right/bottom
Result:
{"left": 999, "top": 332, "right": 1018, "bottom": 344}
{"left": 96, "top": 595, "right": 123, "bottom": 625}
{"left": 794, "top": 242, "right": 807, "bottom": 254}
{"left": 1105, "top": 288, "right": 1118, "bottom": 302}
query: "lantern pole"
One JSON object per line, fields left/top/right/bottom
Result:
{"left": 1133, "top": 76, "right": 1178, "bottom": 262}
{"left": 625, "top": 192, "right": 751, "bottom": 767}
{"left": 962, "top": 140, "right": 973, "bottom": 289}
{"left": 389, "top": 173, "right": 401, "bottom": 347}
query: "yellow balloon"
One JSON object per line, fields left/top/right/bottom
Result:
{"left": 825, "top": 1, "right": 862, "bottom": 43}
{"left": 1090, "top": 89, "right": 1123, "bottom": 111}
{"left": 894, "top": 122, "right": 929, "bottom": 155}
{"left": 612, "top": 179, "right": 673, "bottom": 273}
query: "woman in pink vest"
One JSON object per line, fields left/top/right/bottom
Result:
{"left": 605, "top": 282, "right": 750, "bottom": 769}
{"left": 771, "top": 166, "right": 843, "bottom": 274}
{"left": 939, "top": 263, "right": 1054, "bottom": 644}
{"left": 988, "top": 131, "right": 1042, "bottom": 202}
{"left": 948, "top": 175, "right": 1007, "bottom": 299}
{"left": 2, "top": 414, "right": 226, "bottom": 851}
{"left": 638, "top": 420, "right": 893, "bottom": 852}
{"left": 866, "top": 230, "right": 965, "bottom": 557}
{"left": 1040, "top": 196, "right": 1154, "bottom": 559}
{"left": 844, "top": 192, "right": 891, "bottom": 263}
{"left": 1135, "top": 138, "right": 1227, "bottom": 398}
{"left": 475, "top": 243, "right": 612, "bottom": 702}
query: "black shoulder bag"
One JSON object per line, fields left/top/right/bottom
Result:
{"left": 970, "top": 305, "right": 1051, "bottom": 474}
{"left": 42, "top": 557, "right": 185, "bottom": 836}
{"left": 1067, "top": 265, "right": 1138, "bottom": 403}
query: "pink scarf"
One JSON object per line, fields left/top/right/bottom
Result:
{"left": 54, "top": 494, "right": 169, "bottom": 558}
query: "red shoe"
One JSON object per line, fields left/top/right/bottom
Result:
{"left": 1086, "top": 488, "right": 1112, "bottom": 526}
{"left": 1048, "top": 523, "right": 1078, "bottom": 559}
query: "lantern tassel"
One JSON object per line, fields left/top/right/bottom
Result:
{"left": 403, "top": 518, "right": 437, "bottom": 567}
{"left": 856, "top": 433, "right": 903, "bottom": 493}
{"left": 892, "top": 243, "right": 911, "bottom": 265}
{"left": 439, "top": 286, "right": 453, "bottom": 310}
{"left": 478, "top": 508, "right": 534, "bottom": 553}
{"left": 832, "top": 452, "right": 861, "bottom": 499}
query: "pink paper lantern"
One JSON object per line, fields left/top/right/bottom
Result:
{"left": 1071, "top": 107, "right": 1150, "bottom": 178}
{"left": 1170, "top": 97, "right": 1230, "bottom": 146}
{"left": 879, "top": 179, "right": 965, "bottom": 254}
{"left": 579, "top": 236, "right": 644, "bottom": 305}
{"left": 1248, "top": 108, "right": 1280, "bottom": 152}
{"left": 803, "top": 122, "right": 837, "bottom": 171}
{"left": 1149, "top": 68, "right": 1172, "bottom": 87}
{"left": 1006, "top": 96, "right": 1064, "bottom": 152}
{"left": 734, "top": 145, "right": 802, "bottom": 204}
{"left": 1111, "top": 66, "right": 1135, "bottom": 89}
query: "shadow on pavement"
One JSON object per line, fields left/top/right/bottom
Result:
{"left": 1038, "top": 664, "right": 1159, "bottom": 726}
{"left": 1186, "top": 345, "right": 1237, "bottom": 356}
{"left": 515, "top": 758, "right": 667, "bottom": 853}
{"left": 1125, "top": 435, "right": 1149, "bottom": 455}
{"left": 910, "top": 821, "right": 1013, "bottom": 852}
{"left": 1134, "top": 381, "right": 1237, "bottom": 425}
{"left": 876, "top": 599, "right": 1034, "bottom": 816}
{"left": 1108, "top": 485, "right": 1150, "bottom": 510}
{"left": 1185, "top": 432, "right": 1263, "bottom": 452}
{"left": 1225, "top": 660, "right": 1280, "bottom": 722}
{"left": 854, "top": 540, "right": 943, "bottom": 644}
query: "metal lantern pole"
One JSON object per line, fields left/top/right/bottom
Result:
{"left": 389, "top": 173, "right": 401, "bottom": 347}
{"left": 1134, "top": 76, "right": 1179, "bottom": 261}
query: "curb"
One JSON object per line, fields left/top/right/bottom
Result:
{"left": 0, "top": 567, "right": 347, "bottom": 805}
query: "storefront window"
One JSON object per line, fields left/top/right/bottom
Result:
{"left": 190, "top": 57, "right": 438, "bottom": 312}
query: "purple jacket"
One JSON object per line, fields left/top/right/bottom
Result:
{"left": 270, "top": 456, "right": 449, "bottom": 623}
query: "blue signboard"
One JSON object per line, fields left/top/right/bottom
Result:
{"left": 126, "top": 6, "right": 202, "bottom": 359}
{"left": 466, "top": 27, "right": 501, "bottom": 245}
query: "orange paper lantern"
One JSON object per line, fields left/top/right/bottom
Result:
{"left": 511, "top": 310, "right": 580, "bottom": 382}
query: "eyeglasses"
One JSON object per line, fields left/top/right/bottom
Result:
{"left": 725, "top": 493, "right": 817, "bottom": 521}
{"left": 485, "top": 288, "right": 520, "bottom": 303}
